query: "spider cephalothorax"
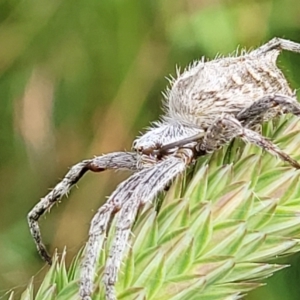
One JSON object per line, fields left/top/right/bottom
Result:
{"left": 28, "top": 38, "right": 300, "bottom": 300}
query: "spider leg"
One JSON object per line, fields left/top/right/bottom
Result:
{"left": 80, "top": 153, "right": 193, "bottom": 300}
{"left": 152, "top": 131, "right": 205, "bottom": 156}
{"left": 242, "top": 127, "right": 300, "bottom": 169}
{"left": 27, "top": 152, "right": 137, "bottom": 265}
{"left": 200, "top": 114, "right": 300, "bottom": 169}
{"left": 236, "top": 94, "right": 300, "bottom": 126}
{"left": 251, "top": 37, "right": 300, "bottom": 55}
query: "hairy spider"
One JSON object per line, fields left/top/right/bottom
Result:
{"left": 28, "top": 38, "right": 300, "bottom": 300}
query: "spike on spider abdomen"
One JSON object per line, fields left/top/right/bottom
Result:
{"left": 28, "top": 37, "right": 300, "bottom": 300}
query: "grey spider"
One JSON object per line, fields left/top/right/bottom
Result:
{"left": 28, "top": 37, "right": 300, "bottom": 300}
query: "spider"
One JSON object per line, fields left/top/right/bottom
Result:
{"left": 28, "top": 37, "right": 300, "bottom": 300}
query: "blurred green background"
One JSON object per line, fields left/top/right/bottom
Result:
{"left": 1, "top": 0, "right": 300, "bottom": 299}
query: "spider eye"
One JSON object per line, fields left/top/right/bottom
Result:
{"left": 132, "top": 140, "right": 144, "bottom": 153}
{"left": 132, "top": 140, "right": 138, "bottom": 150}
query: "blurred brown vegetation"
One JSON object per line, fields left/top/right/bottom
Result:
{"left": 1, "top": 0, "right": 300, "bottom": 299}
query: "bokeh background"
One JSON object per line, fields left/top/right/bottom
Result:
{"left": 1, "top": 0, "right": 300, "bottom": 299}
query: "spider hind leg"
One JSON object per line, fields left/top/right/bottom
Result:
{"left": 252, "top": 37, "right": 300, "bottom": 55}
{"left": 200, "top": 114, "right": 300, "bottom": 169}
{"left": 236, "top": 94, "right": 300, "bottom": 127}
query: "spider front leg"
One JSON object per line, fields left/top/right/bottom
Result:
{"left": 200, "top": 114, "right": 300, "bottom": 169}
{"left": 28, "top": 152, "right": 137, "bottom": 265}
{"left": 236, "top": 94, "right": 300, "bottom": 126}
{"left": 80, "top": 152, "right": 193, "bottom": 300}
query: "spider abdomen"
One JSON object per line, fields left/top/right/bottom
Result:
{"left": 167, "top": 50, "right": 294, "bottom": 128}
